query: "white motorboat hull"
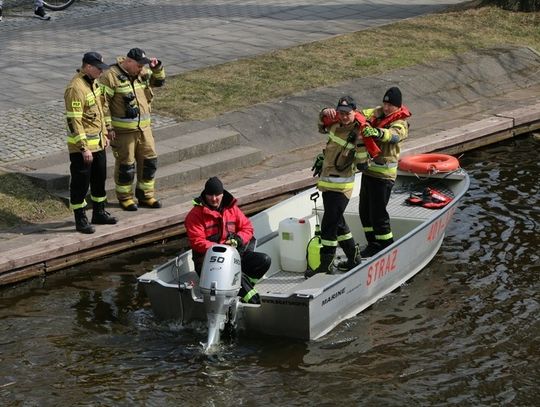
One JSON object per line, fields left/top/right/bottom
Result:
{"left": 138, "top": 169, "right": 470, "bottom": 341}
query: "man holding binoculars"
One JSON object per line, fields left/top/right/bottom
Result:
{"left": 100, "top": 47, "right": 166, "bottom": 211}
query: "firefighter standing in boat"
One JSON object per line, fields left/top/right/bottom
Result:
{"left": 359, "top": 86, "right": 411, "bottom": 257}
{"left": 100, "top": 48, "right": 166, "bottom": 211}
{"left": 64, "top": 52, "right": 117, "bottom": 234}
{"left": 305, "top": 96, "right": 367, "bottom": 279}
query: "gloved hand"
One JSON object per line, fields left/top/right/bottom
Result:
{"left": 362, "top": 126, "right": 382, "bottom": 138}
{"left": 356, "top": 162, "right": 368, "bottom": 172}
{"left": 225, "top": 233, "right": 244, "bottom": 250}
{"left": 311, "top": 153, "right": 324, "bottom": 177}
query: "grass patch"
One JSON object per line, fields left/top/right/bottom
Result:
{"left": 0, "top": 171, "right": 70, "bottom": 230}
{"left": 154, "top": 6, "right": 540, "bottom": 120}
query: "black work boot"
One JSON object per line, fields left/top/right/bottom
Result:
{"left": 360, "top": 242, "right": 381, "bottom": 258}
{"left": 74, "top": 208, "right": 95, "bottom": 234}
{"left": 304, "top": 253, "right": 334, "bottom": 279}
{"left": 364, "top": 231, "right": 375, "bottom": 243}
{"left": 360, "top": 238, "right": 394, "bottom": 258}
{"left": 337, "top": 240, "right": 361, "bottom": 271}
{"left": 91, "top": 202, "right": 118, "bottom": 225}
{"left": 380, "top": 238, "right": 394, "bottom": 250}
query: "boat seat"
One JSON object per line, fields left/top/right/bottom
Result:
{"left": 256, "top": 269, "right": 339, "bottom": 298}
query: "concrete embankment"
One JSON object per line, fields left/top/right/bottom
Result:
{"left": 1, "top": 47, "right": 539, "bottom": 286}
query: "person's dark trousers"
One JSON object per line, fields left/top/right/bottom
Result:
{"left": 359, "top": 174, "right": 394, "bottom": 245}
{"left": 321, "top": 190, "right": 351, "bottom": 248}
{"left": 69, "top": 149, "right": 107, "bottom": 205}
{"left": 241, "top": 250, "right": 271, "bottom": 281}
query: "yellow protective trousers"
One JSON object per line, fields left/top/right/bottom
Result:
{"left": 111, "top": 127, "right": 158, "bottom": 201}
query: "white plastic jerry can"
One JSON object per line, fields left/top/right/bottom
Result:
{"left": 278, "top": 217, "right": 313, "bottom": 272}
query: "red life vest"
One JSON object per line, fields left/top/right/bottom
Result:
{"left": 322, "top": 111, "right": 381, "bottom": 158}
{"left": 406, "top": 187, "right": 452, "bottom": 209}
{"left": 369, "top": 105, "right": 412, "bottom": 129}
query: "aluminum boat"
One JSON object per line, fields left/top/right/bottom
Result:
{"left": 138, "top": 165, "right": 469, "bottom": 348}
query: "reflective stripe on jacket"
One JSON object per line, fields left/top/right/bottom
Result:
{"left": 317, "top": 117, "right": 365, "bottom": 197}
{"left": 361, "top": 105, "right": 411, "bottom": 180}
{"left": 64, "top": 71, "right": 107, "bottom": 153}
{"left": 99, "top": 57, "right": 165, "bottom": 133}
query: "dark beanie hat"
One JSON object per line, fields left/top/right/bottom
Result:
{"left": 383, "top": 86, "right": 402, "bottom": 107}
{"left": 203, "top": 176, "right": 224, "bottom": 195}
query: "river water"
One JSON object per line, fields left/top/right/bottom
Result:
{"left": 1, "top": 136, "right": 538, "bottom": 406}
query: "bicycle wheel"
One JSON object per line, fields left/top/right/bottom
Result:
{"left": 43, "top": 0, "right": 77, "bottom": 11}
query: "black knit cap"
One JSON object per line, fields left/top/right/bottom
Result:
{"left": 383, "top": 87, "right": 402, "bottom": 107}
{"left": 336, "top": 95, "right": 356, "bottom": 112}
{"left": 203, "top": 176, "right": 224, "bottom": 195}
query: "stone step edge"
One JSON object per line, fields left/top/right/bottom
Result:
{"left": 51, "top": 145, "right": 264, "bottom": 202}
{"left": 8, "top": 126, "right": 240, "bottom": 172}
{"left": 17, "top": 127, "right": 242, "bottom": 190}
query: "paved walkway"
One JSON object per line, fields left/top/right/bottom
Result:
{"left": 0, "top": 0, "right": 468, "bottom": 163}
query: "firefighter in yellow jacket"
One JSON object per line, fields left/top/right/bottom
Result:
{"left": 65, "top": 52, "right": 117, "bottom": 234}
{"left": 99, "top": 48, "right": 166, "bottom": 211}
{"left": 359, "top": 87, "right": 411, "bottom": 257}
{"left": 305, "top": 96, "right": 367, "bottom": 278}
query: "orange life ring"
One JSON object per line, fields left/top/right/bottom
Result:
{"left": 398, "top": 153, "right": 459, "bottom": 174}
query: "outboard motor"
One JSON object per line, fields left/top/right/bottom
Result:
{"left": 199, "top": 244, "right": 242, "bottom": 352}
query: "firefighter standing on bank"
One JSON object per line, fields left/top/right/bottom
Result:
{"left": 305, "top": 96, "right": 367, "bottom": 279}
{"left": 99, "top": 48, "right": 166, "bottom": 211}
{"left": 64, "top": 52, "right": 117, "bottom": 234}
{"left": 359, "top": 86, "right": 411, "bottom": 257}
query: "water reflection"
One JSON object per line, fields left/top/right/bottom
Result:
{"left": 0, "top": 136, "right": 538, "bottom": 406}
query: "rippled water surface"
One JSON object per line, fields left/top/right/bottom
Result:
{"left": 1, "top": 136, "right": 538, "bottom": 406}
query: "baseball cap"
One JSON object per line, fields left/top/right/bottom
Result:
{"left": 336, "top": 96, "right": 356, "bottom": 112}
{"left": 127, "top": 48, "right": 151, "bottom": 65}
{"left": 82, "top": 52, "right": 109, "bottom": 70}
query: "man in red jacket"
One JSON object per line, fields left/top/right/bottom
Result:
{"left": 185, "top": 177, "right": 271, "bottom": 304}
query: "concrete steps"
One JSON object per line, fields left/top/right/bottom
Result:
{"left": 18, "top": 127, "right": 263, "bottom": 201}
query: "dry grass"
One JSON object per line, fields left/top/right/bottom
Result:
{"left": 154, "top": 6, "right": 540, "bottom": 120}
{"left": 0, "top": 172, "right": 71, "bottom": 229}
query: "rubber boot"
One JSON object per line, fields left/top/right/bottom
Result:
{"left": 360, "top": 242, "right": 381, "bottom": 258}
{"left": 74, "top": 208, "right": 95, "bottom": 234}
{"left": 91, "top": 202, "right": 118, "bottom": 225}
{"left": 364, "top": 231, "right": 375, "bottom": 244}
{"left": 361, "top": 238, "right": 394, "bottom": 258}
{"left": 304, "top": 253, "right": 334, "bottom": 279}
{"left": 119, "top": 199, "right": 138, "bottom": 211}
{"left": 379, "top": 238, "right": 394, "bottom": 250}
{"left": 136, "top": 188, "right": 162, "bottom": 209}
{"left": 337, "top": 240, "right": 361, "bottom": 271}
